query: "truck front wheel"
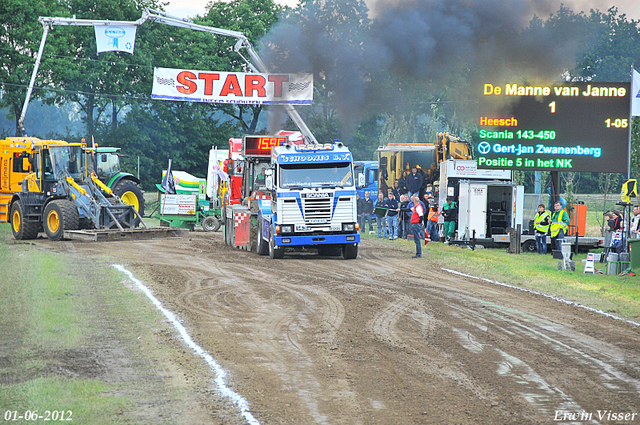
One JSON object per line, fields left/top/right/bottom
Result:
{"left": 343, "top": 243, "right": 358, "bottom": 260}
{"left": 269, "top": 229, "right": 284, "bottom": 259}
{"left": 257, "top": 219, "right": 268, "bottom": 256}
{"left": 43, "top": 200, "right": 79, "bottom": 241}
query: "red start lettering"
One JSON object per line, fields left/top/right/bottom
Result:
{"left": 176, "top": 71, "right": 197, "bottom": 94}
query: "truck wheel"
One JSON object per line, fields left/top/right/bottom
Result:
{"left": 256, "top": 219, "right": 268, "bottom": 256}
{"left": 10, "top": 200, "right": 39, "bottom": 240}
{"left": 522, "top": 240, "right": 536, "bottom": 253}
{"left": 113, "top": 180, "right": 145, "bottom": 223}
{"left": 202, "top": 216, "right": 220, "bottom": 232}
{"left": 43, "top": 200, "right": 79, "bottom": 241}
{"left": 342, "top": 243, "right": 358, "bottom": 260}
{"left": 269, "top": 229, "right": 284, "bottom": 259}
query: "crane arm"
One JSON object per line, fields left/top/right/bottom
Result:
{"left": 19, "top": 9, "right": 317, "bottom": 143}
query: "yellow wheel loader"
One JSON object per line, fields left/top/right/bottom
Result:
{"left": 1, "top": 137, "right": 143, "bottom": 241}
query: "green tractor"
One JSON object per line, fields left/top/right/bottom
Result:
{"left": 93, "top": 147, "right": 145, "bottom": 219}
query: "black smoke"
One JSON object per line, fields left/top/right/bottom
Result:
{"left": 259, "top": 0, "right": 596, "bottom": 136}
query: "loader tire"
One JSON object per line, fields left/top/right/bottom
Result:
{"left": 113, "top": 180, "right": 145, "bottom": 224}
{"left": 10, "top": 200, "right": 39, "bottom": 240}
{"left": 43, "top": 200, "right": 79, "bottom": 241}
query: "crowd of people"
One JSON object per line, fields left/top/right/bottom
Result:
{"left": 357, "top": 164, "right": 456, "bottom": 258}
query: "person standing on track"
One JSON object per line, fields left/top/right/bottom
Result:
{"left": 410, "top": 194, "right": 425, "bottom": 258}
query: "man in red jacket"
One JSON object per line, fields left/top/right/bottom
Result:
{"left": 410, "top": 194, "right": 425, "bottom": 258}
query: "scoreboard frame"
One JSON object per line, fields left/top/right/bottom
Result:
{"left": 477, "top": 82, "right": 631, "bottom": 173}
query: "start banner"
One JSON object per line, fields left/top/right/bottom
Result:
{"left": 152, "top": 67, "right": 313, "bottom": 105}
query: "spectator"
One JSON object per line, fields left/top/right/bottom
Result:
{"left": 399, "top": 194, "right": 412, "bottom": 239}
{"left": 422, "top": 192, "right": 434, "bottom": 225}
{"left": 398, "top": 171, "right": 409, "bottom": 195}
{"left": 359, "top": 191, "right": 375, "bottom": 234}
{"left": 425, "top": 163, "right": 437, "bottom": 185}
{"left": 441, "top": 196, "right": 457, "bottom": 241}
{"left": 410, "top": 194, "right": 425, "bottom": 258}
{"left": 406, "top": 166, "right": 423, "bottom": 198}
{"left": 550, "top": 201, "right": 570, "bottom": 251}
{"left": 631, "top": 206, "right": 640, "bottom": 238}
{"left": 426, "top": 201, "right": 439, "bottom": 242}
{"left": 533, "top": 203, "right": 551, "bottom": 254}
{"left": 374, "top": 192, "right": 388, "bottom": 238}
{"left": 384, "top": 191, "right": 400, "bottom": 240}
{"left": 609, "top": 210, "right": 624, "bottom": 253}
{"left": 391, "top": 181, "right": 401, "bottom": 201}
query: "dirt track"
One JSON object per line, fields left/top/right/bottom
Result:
{"left": 44, "top": 232, "right": 640, "bottom": 424}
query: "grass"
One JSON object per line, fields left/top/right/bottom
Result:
{"left": 361, "top": 230, "right": 640, "bottom": 321}
{"left": 0, "top": 224, "right": 195, "bottom": 423}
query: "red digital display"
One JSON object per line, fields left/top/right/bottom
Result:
{"left": 243, "top": 136, "right": 287, "bottom": 156}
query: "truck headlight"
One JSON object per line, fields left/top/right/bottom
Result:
{"left": 280, "top": 225, "right": 294, "bottom": 233}
{"left": 342, "top": 223, "right": 355, "bottom": 232}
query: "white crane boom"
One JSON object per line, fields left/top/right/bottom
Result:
{"left": 19, "top": 9, "right": 317, "bottom": 143}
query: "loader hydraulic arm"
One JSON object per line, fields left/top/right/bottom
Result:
{"left": 19, "top": 9, "right": 317, "bottom": 144}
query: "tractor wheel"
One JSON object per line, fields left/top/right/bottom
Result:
{"left": 43, "top": 200, "right": 79, "bottom": 241}
{"left": 113, "top": 179, "right": 145, "bottom": 223}
{"left": 201, "top": 216, "right": 221, "bottom": 232}
{"left": 10, "top": 200, "right": 39, "bottom": 240}
{"left": 342, "top": 243, "right": 358, "bottom": 260}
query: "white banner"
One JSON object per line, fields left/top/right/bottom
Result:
{"left": 152, "top": 67, "right": 313, "bottom": 105}
{"left": 632, "top": 69, "right": 640, "bottom": 117}
{"left": 95, "top": 25, "right": 136, "bottom": 54}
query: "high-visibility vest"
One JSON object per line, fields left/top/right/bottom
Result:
{"left": 428, "top": 208, "right": 438, "bottom": 222}
{"left": 550, "top": 209, "right": 568, "bottom": 237}
{"left": 534, "top": 210, "right": 550, "bottom": 233}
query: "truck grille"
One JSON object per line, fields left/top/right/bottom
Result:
{"left": 303, "top": 197, "right": 332, "bottom": 226}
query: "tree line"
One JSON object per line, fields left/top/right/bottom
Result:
{"left": 1, "top": 0, "right": 639, "bottom": 191}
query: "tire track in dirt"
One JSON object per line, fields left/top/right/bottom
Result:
{"left": 49, "top": 234, "right": 640, "bottom": 425}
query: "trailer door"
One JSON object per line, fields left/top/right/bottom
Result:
{"left": 459, "top": 182, "right": 488, "bottom": 239}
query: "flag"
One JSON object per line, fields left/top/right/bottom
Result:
{"left": 161, "top": 159, "right": 176, "bottom": 194}
{"left": 95, "top": 25, "right": 136, "bottom": 54}
{"left": 633, "top": 69, "right": 640, "bottom": 117}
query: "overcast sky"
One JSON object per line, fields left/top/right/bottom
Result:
{"left": 163, "top": 0, "right": 640, "bottom": 20}
{"left": 163, "top": 0, "right": 297, "bottom": 19}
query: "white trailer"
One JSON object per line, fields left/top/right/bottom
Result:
{"left": 439, "top": 160, "right": 602, "bottom": 252}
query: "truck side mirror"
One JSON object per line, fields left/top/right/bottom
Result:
{"left": 264, "top": 169, "right": 273, "bottom": 176}
{"left": 22, "top": 158, "right": 31, "bottom": 172}
{"left": 265, "top": 176, "right": 273, "bottom": 190}
{"left": 358, "top": 173, "right": 365, "bottom": 187}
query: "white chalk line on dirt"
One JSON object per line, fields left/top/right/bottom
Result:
{"left": 442, "top": 268, "right": 640, "bottom": 328}
{"left": 113, "top": 264, "right": 261, "bottom": 425}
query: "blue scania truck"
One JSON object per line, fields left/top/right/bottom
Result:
{"left": 255, "top": 139, "right": 360, "bottom": 259}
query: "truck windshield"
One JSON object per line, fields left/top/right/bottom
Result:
{"left": 48, "top": 146, "right": 84, "bottom": 180}
{"left": 279, "top": 162, "right": 353, "bottom": 188}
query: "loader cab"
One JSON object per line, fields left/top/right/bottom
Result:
{"left": 48, "top": 145, "right": 84, "bottom": 181}
{"left": 27, "top": 145, "right": 86, "bottom": 194}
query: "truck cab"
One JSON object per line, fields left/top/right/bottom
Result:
{"left": 259, "top": 140, "right": 360, "bottom": 259}
{"left": 353, "top": 160, "right": 378, "bottom": 199}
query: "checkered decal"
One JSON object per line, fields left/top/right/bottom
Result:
{"left": 234, "top": 212, "right": 250, "bottom": 228}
